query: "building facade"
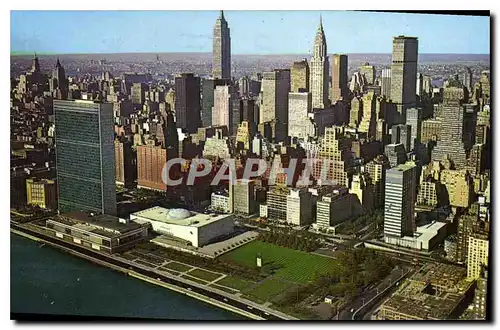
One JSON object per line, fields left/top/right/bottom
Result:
{"left": 54, "top": 99, "right": 116, "bottom": 215}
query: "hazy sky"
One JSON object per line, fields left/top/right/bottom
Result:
{"left": 11, "top": 11, "right": 490, "bottom": 54}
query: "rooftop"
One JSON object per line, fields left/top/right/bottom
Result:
{"left": 131, "top": 206, "right": 232, "bottom": 227}
{"left": 50, "top": 212, "right": 144, "bottom": 238}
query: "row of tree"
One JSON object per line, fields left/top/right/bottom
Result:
{"left": 258, "top": 228, "right": 321, "bottom": 252}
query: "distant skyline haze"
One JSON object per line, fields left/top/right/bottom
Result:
{"left": 11, "top": 11, "right": 490, "bottom": 55}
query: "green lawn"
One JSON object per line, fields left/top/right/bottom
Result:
{"left": 215, "top": 276, "right": 254, "bottom": 291}
{"left": 187, "top": 268, "right": 222, "bottom": 282}
{"left": 244, "top": 278, "right": 292, "bottom": 302}
{"left": 164, "top": 261, "right": 193, "bottom": 273}
{"left": 220, "top": 241, "right": 339, "bottom": 283}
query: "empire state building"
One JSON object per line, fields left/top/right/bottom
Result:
{"left": 212, "top": 10, "right": 231, "bottom": 79}
{"left": 310, "top": 16, "right": 329, "bottom": 109}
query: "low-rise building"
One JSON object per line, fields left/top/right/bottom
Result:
{"left": 45, "top": 212, "right": 148, "bottom": 253}
{"left": 130, "top": 206, "right": 234, "bottom": 248}
{"left": 26, "top": 178, "right": 58, "bottom": 209}
{"left": 376, "top": 263, "right": 475, "bottom": 320}
{"left": 210, "top": 191, "right": 231, "bottom": 213}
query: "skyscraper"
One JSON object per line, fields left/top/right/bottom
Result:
{"left": 431, "top": 86, "right": 469, "bottom": 169}
{"left": 212, "top": 84, "right": 239, "bottom": 135}
{"left": 331, "top": 54, "right": 348, "bottom": 102}
{"left": 360, "top": 62, "right": 376, "bottom": 85}
{"left": 416, "top": 73, "right": 423, "bottom": 96}
{"left": 310, "top": 16, "right": 329, "bottom": 109}
{"left": 358, "top": 91, "right": 377, "bottom": 138}
{"left": 390, "top": 36, "right": 418, "bottom": 123}
{"left": 201, "top": 78, "right": 230, "bottom": 127}
{"left": 463, "top": 66, "right": 473, "bottom": 93}
{"left": 291, "top": 59, "right": 310, "bottom": 93}
{"left": 54, "top": 99, "right": 116, "bottom": 215}
{"left": 49, "top": 58, "right": 68, "bottom": 100}
{"left": 259, "top": 69, "right": 290, "bottom": 141}
{"left": 381, "top": 68, "right": 391, "bottom": 100}
{"left": 288, "top": 92, "right": 312, "bottom": 139}
{"left": 175, "top": 73, "right": 201, "bottom": 134}
{"left": 212, "top": 10, "right": 231, "bottom": 79}
{"left": 406, "top": 107, "right": 422, "bottom": 151}
{"left": 384, "top": 162, "right": 417, "bottom": 239}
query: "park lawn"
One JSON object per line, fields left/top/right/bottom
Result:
{"left": 187, "top": 268, "right": 222, "bottom": 282}
{"left": 157, "top": 266, "right": 180, "bottom": 276}
{"left": 244, "top": 278, "right": 291, "bottom": 302}
{"left": 215, "top": 276, "right": 254, "bottom": 291}
{"left": 220, "top": 241, "right": 339, "bottom": 283}
{"left": 164, "top": 261, "right": 193, "bottom": 273}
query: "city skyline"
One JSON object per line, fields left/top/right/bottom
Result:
{"left": 11, "top": 11, "right": 490, "bottom": 55}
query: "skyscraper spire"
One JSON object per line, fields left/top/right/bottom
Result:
{"left": 310, "top": 15, "right": 329, "bottom": 109}
{"left": 31, "top": 52, "right": 40, "bottom": 73}
{"left": 319, "top": 14, "right": 323, "bottom": 30}
{"left": 220, "top": 10, "right": 225, "bottom": 20}
{"left": 56, "top": 57, "right": 61, "bottom": 67}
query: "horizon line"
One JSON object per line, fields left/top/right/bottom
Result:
{"left": 11, "top": 51, "right": 491, "bottom": 56}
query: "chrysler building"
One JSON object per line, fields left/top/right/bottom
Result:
{"left": 310, "top": 15, "right": 329, "bottom": 109}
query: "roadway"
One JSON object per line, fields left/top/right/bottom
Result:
{"left": 338, "top": 267, "right": 411, "bottom": 320}
{"left": 11, "top": 222, "right": 296, "bottom": 321}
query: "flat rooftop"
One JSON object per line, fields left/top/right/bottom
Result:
{"left": 50, "top": 212, "right": 144, "bottom": 238}
{"left": 131, "top": 206, "right": 232, "bottom": 227}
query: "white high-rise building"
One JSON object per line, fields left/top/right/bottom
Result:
{"left": 384, "top": 162, "right": 417, "bottom": 239}
{"left": 286, "top": 188, "right": 312, "bottom": 226}
{"left": 310, "top": 16, "right": 329, "bottom": 109}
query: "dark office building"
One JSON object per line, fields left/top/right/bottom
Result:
{"left": 201, "top": 78, "right": 230, "bottom": 127}
{"left": 175, "top": 73, "right": 201, "bottom": 134}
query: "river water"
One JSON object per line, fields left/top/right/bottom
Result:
{"left": 10, "top": 234, "right": 246, "bottom": 320}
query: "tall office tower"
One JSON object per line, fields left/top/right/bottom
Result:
{"left": 358, "top": 91, "right": 377, "bottom": 138}
{"left": 416, "top": 73, "right": 423, "bottom": 96}
{"left": 381, "top": 68, "right": 392, "bottom": 100}
{"left": 360, "top": 62, "right": 376, "bottom": 85}
{"left": 390, "top": 36, "right": 418, "bottom": 123}
{"left": 473, "top": 266, "right": 488, "bottom": 320}
{"left": 288, "top": 92, "right": 312, "bottom": 139}
{"left": 212, "top": 10, "right": 231, "bottom": 79}
{"left": 422, "top": 75, "right": 432, "bottom": 95}
{"left": 286, "top": 188, "right": 313, "bottom": 226}
{"left": 31, "top": 52, "right": 40, "bottom": 73}
{"left": 131, "top": 82, "right": 147, "bottom": 106}
{"left": 479, "top": 70, "right": 490, "bottom": 99}
{"left": 349, "top": 172, "right": 375, "bottom": 214}
{"left": 291, "top": 59, "right": 310, "bottom": 93}
{"left": 431, "top": 86, "right": 468, "bottom": 169}
{"left": 462, "top": 67, "right": 473, "bottom": 93}
{"left": 310, "top": 16, "right": 329, "bottom": 109}
{"left": 175, "top": 73, "right": 201, "bottom": 134}
{"left": 366, "top": 155, "right": 390, "bottom": 209}
{"left": 54, "top": 100, "right": 116, "bottom": 215}
{"left": 405, "top": 107, "right": 422, "bottom": 151}
{"left": 384, "top": 162, "right": 417, "bottom": 239}
{"left": 114, "top": 138, "right": 136, "bottom": 188}
{"left": 49, "top": 58, "right": 68, "bottom": 99}
{"left": 238, "top": 76, "right": 249, "bottom": 97}
{"left": 385, "top": 143, "right": 407, "bottom": 167}
{"left": 376, "top": 119, "right": 389, "bottom": 144}
{"left": 349, "top": 96, "right": 363, "bottom": 127}
{"left": 467, "top": 232, "right": 489, "bottom": 279}
{"left": 259, "top": 69, "right": 290, "bottom": 141}
{"left": 240, "top": 98, "right": 256, "bottom": 125}
{"left": 391, "top": 124, "right": 411, "bottom": 153}
{"left": 233, "top": 179, "right": 256, "bottom": 215}
{"left": 201, "top": 78, "right": 229, "bottom": 127}
{"left": 164, "top": 110, "right": 179, "bottom": 160}
{"left": 266, "top": 186, "right": 290, "bottom": 222}
{"left": 331, "top": 54, "right": 348, "bottom": 102}
{"left": 212, "top": 84, "right": 239, "bottom": 135}
{"left": 313, "top": 126, "right": 354, "bottom": 187}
